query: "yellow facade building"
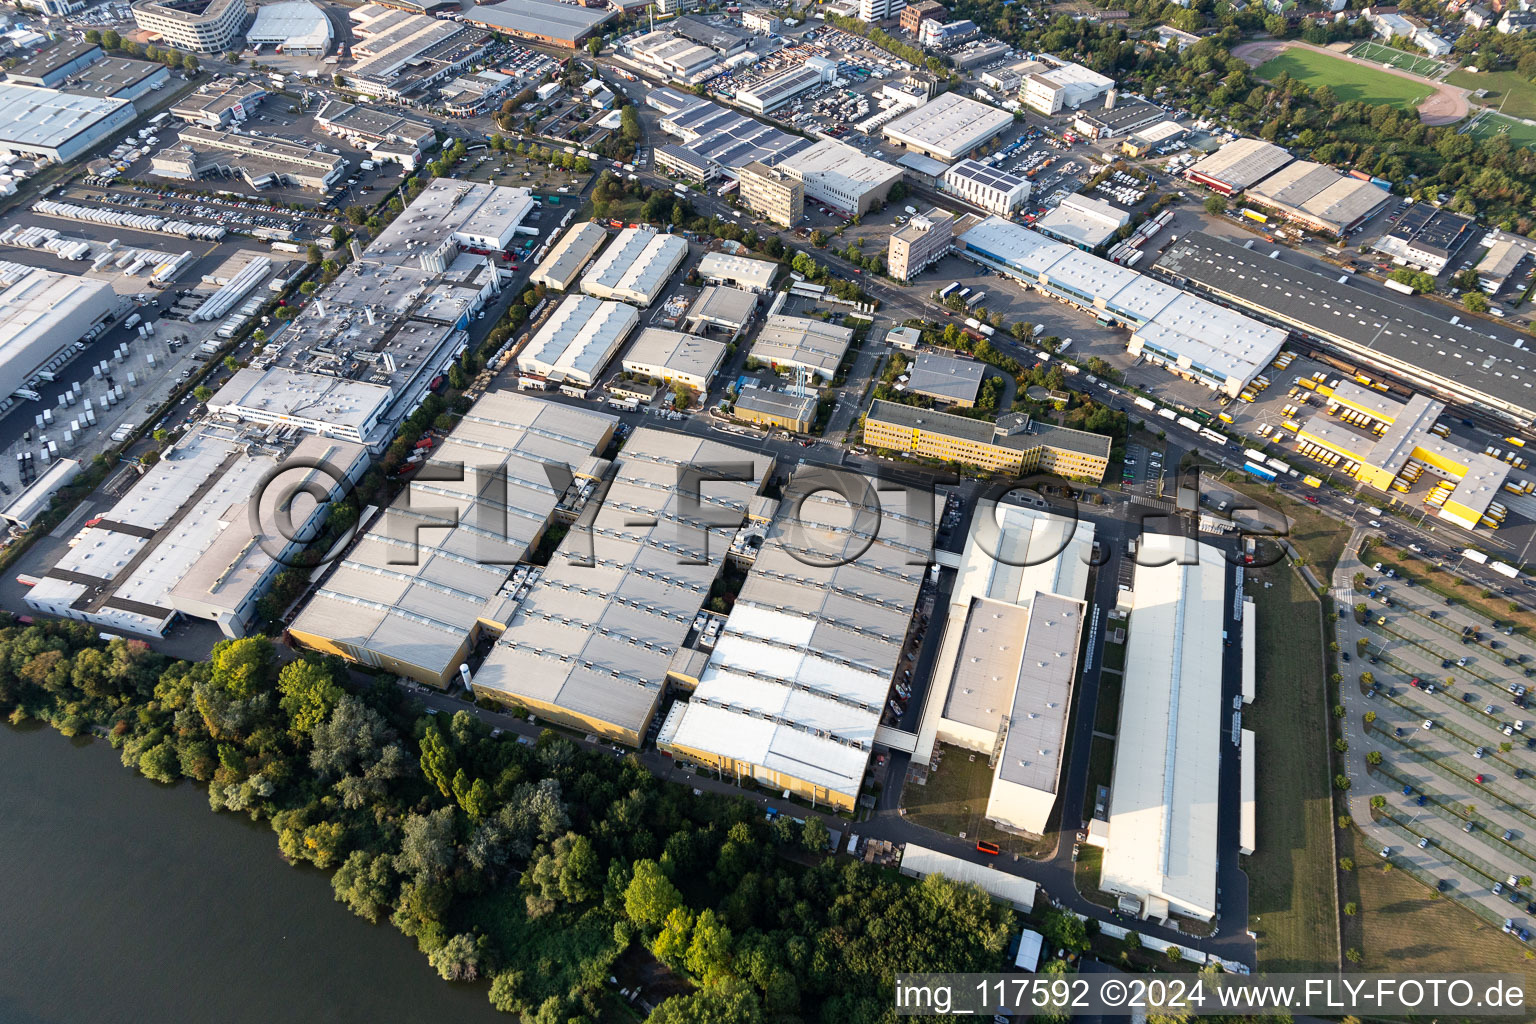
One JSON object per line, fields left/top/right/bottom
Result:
{"left": 863, "top": 399, "right": 1111, "bottom": 481}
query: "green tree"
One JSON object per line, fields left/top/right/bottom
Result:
{"left": 652, "top": 905, "right": 695, "bottom": 968}
{"left": 1205, "top": 195, "right": 1228, "bottom": 215}
{"left": 277, "top": 659, "right": 343, "bottom": 735}
{"left": 102, "top": 29, "right": 120, "bottom": 50}
{"left": 1464, "top": 291, "right": 1491, "bottom": 313}
{"left": 685, "top": 908, "right": 733, "bottom": 981}
{"left": 183, "top": 53, "right": 199, "bottom": 74}
{"left": 801, "top": 816, "right": 829, "bottom": 853}
{"left": 193, "top": 385, "right": 212, "bottom": 402}
{"left": 625, "top": 859, "right": 682, "bottom": 928}
{"left": 587, "top": 36, "right": 603, "bottom": 56}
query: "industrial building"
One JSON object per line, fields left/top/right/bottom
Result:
{"left": 883, "top": 92, "right": 1013, "bottom": 161}
{"left": 1184, "top": 137, "right": 1293, "bottom": 196}
{"left": 863, "top": 400, "right": 1111, "bottom": 480}
{"left": 344, "top": 4, "right": 491, "bottom": 99}
{"left": 1, "top": 458, "right": 81, "bottom": 532}
{"left": 732, "top": 387, "right": 816, "bottom": 432}
{"left": 518, "top": 294, "right": 639, "bottom": 388}
{"left": 1294, "top": 381, "right": 1510, "bottom": 531}
{"left": 131, "top": 0, "right": 250, "bottom": 52}
{"left": 1477, "top": 236, "right": 1530, "bottom": 295}
{"left": 912, "top": 503, "right": 1093, "bottom": 835}
{"left": 151, "top": 126, "right": 347, "bottom": 191}
{"left": 314, "top": 99, "right": 436, "bottom": 169}
{"left": 1071, "top": 97, "right": 1164, "bottom": 140}
{"left": 0, "top": 83, "right": 135, "bottom": 162}
{"left": 581, "top": 226, "right": 688, "bottom": 307}
{"left": 56, "top": 57, "right": 172, "bottom": 106}
{"left": 462, "top": 0, "right": 616, "bottom": 47}
{"left": 672, "top": 15, "right": 751, "bottom": 54}
{"left": 621, "top": 327, "right": 728, "bottom": 391}
{"left": 696, "top": 251, "right": 777, "bottom": 293}
{"left": 918, "top": 17, "right": 976, "bottom": 47}
{"left": 531, "top": 221, "right": 609, "bottom": 291}
{"left": 7, "top": 41, "right": 104, "bottom": 87}
{"left": 27, "top": 425, "right": 369, "bottom": 639}
{"left": 1120, "top": 120, "right": 1186, "bottom": 158}
{"left": 896, "top": 151, "right": 950, "bottom": 187}
{"left": 655, "top": 144, "right": 717, "bottom": 183}
{"left": 888, "top": 207, "right": 956, "bottom": 282}
{"left": 245, "top": 0, "right": 332, "bottom": 55}
{"left": 683, "top": 285, "right": 758, "bottom": 337}
{"left": 941, "top": 158, "right": 1029, "bottom": 216}
{"left": 0, "top": 264, "right": 117, "bottom": 417}
{"left": 1243, "top": 161, "right": 1390, "bottom": 238}
{"left": 749, "top": 314, "right": 853, "bottom": 381}
{"left": 737, "top": 56, "right": 837, "bottom": 114}
{"left": 1370, "top": 205, "right": 1476, "bottom": 277}
{"left": 904, "top": 350, "right": 984, "bottom": 406}
{"left": 172, "top": 79, "right": 267, "bottom": 128}
{"left": 658, "top": 468, "right": 930, "bottom": 810}
{"left": 207, "top": 368, "right": 393, "bottom": 445}
{"left": 1153, "top": 232, "right": 1536, "bottom": 425}
{"left": 651, "top": 93, "right": 812, "bottom": 177}
{"left": 473, "top": 430, "right": 773, "bottom": 744}
{"left": 776, "top": 139, "right": 903, "bottom": 217}
{"left": 1019, "top": 58, "right": 1114, "bottom": 115}
{"left": 899, "top": 845, "right": 1037, "bottom": 910}
{"left": 287, "top": 393, "right": 617, "bottom": 687}
{"left": 1100, "top": 533, "right": 1227, "bottom": 922}
{"left": 1033, "top": 193, "right": 1129, "bottom": 251}
{"left": 960, "top": 218, "right": 1287, "bottom": 397}
{"left": 629, "top": 30, "right": 724, "bottom": 83}
{"left": 736, "top": 159, "right": 804, "bottom": 228}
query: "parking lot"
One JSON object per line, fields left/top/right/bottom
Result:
{"left": 1337, "top": 539, "right": 1536, "bottom": 940}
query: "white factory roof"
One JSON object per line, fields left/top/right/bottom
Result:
{"left": 246, "top": 0, "right": 333, "bottom": 50}
{"left": 531, "top": 221, "right": 608, "bottom": 290}
{"left": 0, "top": 263, "right": 116, "bottom": 392}
{"left": 209, "top": 366, "right": 393, "bottom": 435}
{"left": 662, "top": 473, "right": 931, "bottom": 801}
{"left": 622, "top": 327, "right": 727, "bottom": 383}
{"left": 882, "top": 91, "right": 1013, "bottom": 160}
{"left": 993, "top": 592, "right": 1084, "bottom": 793}
{"left": 899, "top": 843, "right": 1037, "bottom": 910}
{"left": 1, "top": 457, "right": 80, "bottom": 530}
{"left": 1035, "top": 193, "right": 1129, "bottom": 249}
{"left": 474, "top": 429, "right": 773, "bottom": 737}
{"left": 1186, "top": 137, "right": 1293, "bottom": 191}
{"left": 365, "top": 179, "right": 535, "bottom": 266}
{"left": 518, "top": 294, "right": 638, "bottom": 386}
{"left": 1099, "top": 533, "right": 1226, "bottom": 920}
{"left": 1131, "top": 292, "right": 1289, "bottom": 388}
{"left": 581, "top": 226, "right": 688, "bottom": 306}
{"left": 0, "top": 82, "right": 130, "bottom": 151}
{"left": 749, "top": 313, "right": 853, "bottom": 378}
{"left": 289, "top": 393, "right": 617, "bottom": 681}
{"left": 778, "top": 138, "right": 901, "bottom": 197}
{"left": 697, "top": 250, "right": 777, "bottom": 291}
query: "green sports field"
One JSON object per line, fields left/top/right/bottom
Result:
{"left": 1346, "top": 41, "right": 1445, "bottom": 78}
{"left": 1465, "top": 110, "right": 1536, "bottom": 151}
{"left": 1448, "top": 68, "right": 1536, "bottom": 120}
{"left": 1255, "top": 48, "right": 1434, "bottom": 109}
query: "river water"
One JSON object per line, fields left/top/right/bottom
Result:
{"left": 0, "top": 725, "right": 506, "bottom": 1024}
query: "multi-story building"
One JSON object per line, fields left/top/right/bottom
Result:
{"left": 888, "top": 207, "right": 955, "bottom": 281}
{"left": 863, "top": 399, "right": 1111, "bottom": 480}
{"left": 736, "top": 160, "right": 804, "bottom": 228}
{"left": 900, "top": 0, "right": 945, "bottom": 33}
{"left": 131, "top": 0, "right": 250, "bottom": 52}
{"left": 151, "top": 127, "right": 347, "bottom": 191}
{"left": 858, "top": 0, "right": 905, "bottom": 23}
{"left": 732, "top": 388, "right": 817, "bottom": 432}
{"left": 776, "top": 139, "right": 902, "bottom": 217}
{"left": 941, "top": 158, "right": 1029, "bottom": 215}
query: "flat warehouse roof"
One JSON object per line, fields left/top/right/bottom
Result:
{"left": 0, "top": 82, "right": 130, "bottom": 149}
{"left": 622, "top": 327, "right": 727, "bottom": 380}
{"left": 996, "top": 592, "right": 1083, "bottom": 792}
{"left": 883, "top": 92, "right": 1013, "bottom": 158}
{"left": 1185, "top": 137, "right": 1293, "bottom": 191}
{"left": 899, "top": 844, "right": 1036, "bottom": 910}
{"left": 1245, "top": 161, "right": 1388, "bottom": 232}
{"left": 734, "top": 387, "right": 815, "bottom": 421}
{"left": 750, "top": 314, "right": 853, "bottom": 376}
{"left": 907, "top": 350, "right": 984, "bottom": 402}
{"left": 697, "top": 251, "right": 776, "bottom": 290}
{"left": 581, "top": 227, "right": 688, "bottom": 305}
{"left": 518, "top": 294, "right": 638, "bottom": 383}
{"left": 465, "top": 0, "right": 616, "bottom": 39}
{"left": 531, "top": 221, "right": 608, "bottom": 288}
{"left": 1154, "top": 233, "right": 1536, "bottom": 421}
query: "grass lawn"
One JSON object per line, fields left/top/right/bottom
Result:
{"left": 1346, "top": 40, "right": 1445, "bottom": 78}
{"left": 1337, "top": 828, "right": 1536, "bottom": 974}
{"left": 1256, "top": 49, "right": 1433, "bottom": 109}
{"left": 1080, "top": 735, "right": 1116, "bottom": 822}
{"left": 902, "top": 742, "right": 1051, "bottom": 857}
{"left": 1244, "top": 560, "right": 1342, "bottom": 972}
{"left": 1094, "top": 673, "right": 1123, "bottom": 735}
{"left": 1465, "top": 109, "right": 1536, "bottom": 152}
{"left": 1226, "top": 478, "right": 1351, "bottom": 581}
{"left": 1450, "top": 69, "right": 1536, "bottom": 122}
{"left": 1074, "top": 843, "right": 1118, "bottom": 910}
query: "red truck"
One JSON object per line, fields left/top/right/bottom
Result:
{"left": 414, "top": 437, "right": 435, "bottom": 451}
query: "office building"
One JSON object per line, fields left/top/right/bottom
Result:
{"left": 863, "top": 400, "right": 1111, "bottom": 480}
{"left": 959, "top": 218, "right": 1286, "bottom": 397}
{"left": 1100, "top": 533, "right": 1227, "bottom": 922}
{"left": 288, "top": 394, "right": 617, "bottom": 687}
{"left": 697, "top": 251, "right": 777, "bottom": 293}
{"left": 1019, "top": 58, "right": 1114, "bottom": 115}
{"left": 1244, "top": 161, "right": 1390, "bottom": 238}
{"left": 736, "top": 159, "right": 804, "bottom": 228}
{"left": 1034, "top": 193, "right": 1129, "bottom": 251}
{"left": 777, "top": 139, "right": 903, "bottom": 217}
{"left": 918, "top": 18, "right": 977, "bottom": 47}
{"left": 654, "top": 144, "right": 718, "bottom": 183}
{"left": 473, "top": 430, "right": 773, "bottom": 743}
{"left": 151, "top": 126, "right": 347, "bottom": 191}
{"left": 882, "top": 92, "right": 1013, "bottom": 161}
{"left": 901, "top": 0, "right": 945, "bottom": 33}
{"left": 732, "top": 387, "right": 816, "bottom": 431}
{"left": 657, "top": 468, "right": 930, "bottom": 810}
{"left": 621, "top": 327, "right": 728, "bottom": 391}
{"left": 27, "top": 425, "right": 368, "bottom": 639}
{"left": 905, "top": 351, "right": 984, "bottom": 406}
{"left": 1184, "top": 137, "right": 1293, "bottom": 196}
{"left": 581, "top": 226, "right": 688, "bottom": 307}
{"left": 531, "top": 222, "right": 608, "bottom": 291}
{"left": 1154, "top": 232, "right": 1536, "bottom": 425}
{"left": 517, "top": 294, "right": 638, "bottom": 388}
{"left": 941, "top": 159, "right": 1029, "bottom": 215}
{"left": 858, "top": 0, "right": 906, "bottom": 23}
{"left": 888, "top": 206, "right": 955, "bottom": 281}
{"left": 742, "top": 9, "right": 781, "bottom": 33}
{"left": 171, "top": 78, "right": 266, "bottom": 128}
{"left": 245, "top": 0, "right": 332, "bottom": 55}
{"left": 132, "top": 0, "right": 250, "bottom": 52}
{"left": 0, "top": 83, "right": 135, "bottom": 162}
{"left": 463, "top": 0, "right": 616, "bottom": 47}
{"left": 750, "top": 314, "right": 853, "bottom": 381}
{"left": 1370, "top": 205, "right": 1476, "bottom": 276}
